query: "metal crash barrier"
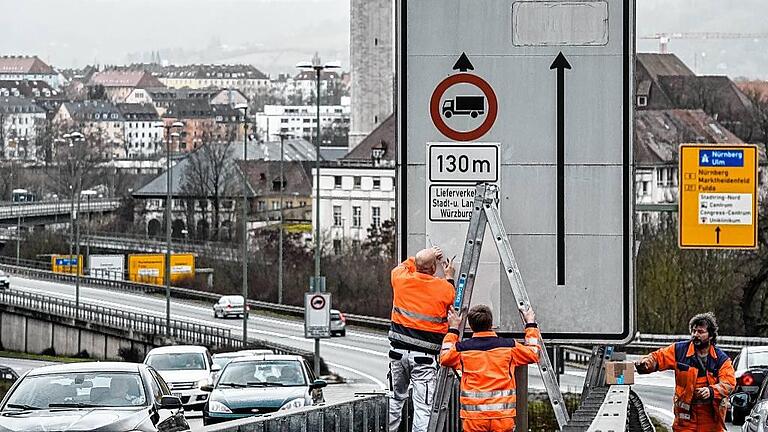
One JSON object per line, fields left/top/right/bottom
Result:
{"left": 204, "top": 393, "right": 388, "bottom": 432}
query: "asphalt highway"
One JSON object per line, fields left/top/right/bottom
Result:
{"left": 4, "top": 275, "right": 741, "bottom": 431}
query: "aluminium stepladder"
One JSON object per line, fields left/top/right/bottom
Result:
{"left": 426, "top": 183, "right": 570, "bottom": 432}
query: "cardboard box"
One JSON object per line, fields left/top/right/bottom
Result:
{"left": 604, "top": 361, "right": 635, "bottom": 385}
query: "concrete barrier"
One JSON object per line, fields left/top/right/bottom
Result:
{"left": 204, "top": 393, "right": 388, "bottom": 432}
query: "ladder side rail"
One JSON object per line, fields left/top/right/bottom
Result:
{"left": 426, "top": 185, "right": 491, "bottom": 432}
{"left": 482, "top": 191, "right": 571, "bottom": 429}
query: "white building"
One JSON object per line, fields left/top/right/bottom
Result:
{"left": 0, "top": 56, "right": 64, "bottom": 89}
{"left": 117, "top": 103, "right": 163, "bottom": 158}
{"left": 255, "top": 98, "right": 350, "bottom": 143}
{"left": 312, "top": 166, "right": 396, "bottom": 254}
{"left": 0, "top": 96, "right": 47, "bottom": 160}
{"left": 158, "top": 65, "right": 269, "bottom": 99}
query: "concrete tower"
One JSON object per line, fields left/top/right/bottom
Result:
{"left": 349, "top": 0, "right": 393, "bottom": 152}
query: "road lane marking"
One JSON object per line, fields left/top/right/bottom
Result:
{"left": 326, "top": 362, "right": 386, "bottom": 390}
{"left": 12, "top": 279, "right": 389, "bottom": 359}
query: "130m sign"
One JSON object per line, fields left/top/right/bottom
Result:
{"left": 428, "top": 144, "right": 498, "bottom": 183}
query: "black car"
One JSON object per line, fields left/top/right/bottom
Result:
{"left": 0, "top": 362, "right": 189, "bottom": 431}
{"left": 731, "top": 346, "right": 768, "bottom": 425}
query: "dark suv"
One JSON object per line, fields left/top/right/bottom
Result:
{"left": 731, "top": 346, "right": 768, "bottom": 425}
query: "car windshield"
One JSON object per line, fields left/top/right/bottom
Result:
{"left": 218, "top": 361, "right": 306, "bottom": 387}
{"left": 748, "top": 352, "right": 768, "bottom": 369}
{"left": 3, "top": 372, "right": 146, "bottom": 410}
{"left": 146, "top": 353, "right": 207, "bottom": 371}
{"left": 212, "top": 357, "right": 233, "bottom": 370}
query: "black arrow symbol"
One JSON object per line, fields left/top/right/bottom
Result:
{"left": 453, "top": 52, "right": 474, "bottom": 72}
{"left": 715, "top": 226, "right": 721, "bottom": 244}
{"left": 551, "top": 52, "right": 571, "bottom": 287}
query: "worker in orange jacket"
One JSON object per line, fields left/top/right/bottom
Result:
{"left": 440, "top": 304, "right": 540, "bottom": 432}
{"left": 635, "top": 312, "right": 735, "bottom": 432}
{"left": 388, "top": 246, "right": 456, "bottom": 432}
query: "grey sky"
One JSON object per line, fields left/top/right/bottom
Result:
{"left": 2, "top": 0, "right": 767, "bottom": 79}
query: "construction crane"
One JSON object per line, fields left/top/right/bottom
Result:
{"left": 639, "top": 32, "right": 768, "bottom": 54}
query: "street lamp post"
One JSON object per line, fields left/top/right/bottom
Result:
{"left": 276, "top": 132, "right": 292, "bottom": 305}
{"left": 12, "top": 188, "right": 27, "bottom": 265}
{"left": 156, "top": 121, "right": 184, "bottom": 338}
{"left": 63, "top": 132, "right": 84, "bottom": 295}
{"left": 81, "top": 190, "right": 97, "bottom": 272}
{"left": 297, "top": 53, "right": 340, "bottom": 377}
{"left": 236, "top": 104, "right": 249, "bottom": 346}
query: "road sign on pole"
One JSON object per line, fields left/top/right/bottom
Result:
{"left": 678, "top": 144, "right": 758, "bottom": 249}
{"left": 304, "top": 292, "right": 331, "bottom": 338}
{"left": 397, "top": 0, "right": 634, "bottom": 343}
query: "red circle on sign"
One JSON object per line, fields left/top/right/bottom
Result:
{"left": 430, "top": 73, "right": 498, "bottom": 142}
{"left": 310, "top": 295, "right": 325, "bottom": 310}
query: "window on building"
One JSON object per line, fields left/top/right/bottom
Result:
{"left": 333, "top": 239, "right": 342, "bottom": 255}
{"left": 352, "top": 240, "right": 361, "bottom": 251}
{"left": 286, "top": 201, "right": 294, "bottom": 208}
{"left": 637, "top": 96, "right": 648, "bottom": 107}
{"left": 352, "top": 206, "right": 361, "bottom": 227}
{"left": 372, "top": 177, "right": 381, "bottom": 190}
{"left": 333, "top": 205, "right": 342, "bottom": 226}
{"left": 257, "top": 200, "right": 265, "bottom": 211}
{"left": 299, "top": 200, "right": 307, "bottom": 208}
{"left": 334, "top": 176, "right": 342, "bottom": 189}
{"left": 353, "top": 176, "right": 361, "bottom": 189}
{"left": 372, "top": 206, "right": 381, "bottom": 227}
{"left": 272, "top": 201, "right": 280, "bottom": 210}
{"left": 656, "top": 169, "right": 665, "bottom": 187}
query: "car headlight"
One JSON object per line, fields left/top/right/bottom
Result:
{"left": 279, "top": 398, "right": 306, "bottom": 411}
{"left": 207, "top": 400, "right": 232, "bottom": 414}
{"left": 198, "top": 378, "right": 212, "bottom": 388}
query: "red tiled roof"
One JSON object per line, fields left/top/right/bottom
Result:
{"left": 89, "top": 71, "right": 165, "bottom": 88}
{"left": 0, "top": 56, "right": 55, "bottom": 75}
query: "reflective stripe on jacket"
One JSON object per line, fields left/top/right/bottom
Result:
{"left": 439, "top": 325, "right": 541, "bottom": 420}
{"left": 636, "top": 341, "right": 735, "bottom": 430}
{"left": 389, "top": 257, "right": 455, "bottom": 353}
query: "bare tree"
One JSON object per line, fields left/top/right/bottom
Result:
{"left": 180, "top": 124, "right": 239, "bottom": 240}
{"left": 743, "top": 87, "right": 768, "bottom": 146}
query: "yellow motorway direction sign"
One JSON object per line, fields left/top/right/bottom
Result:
{"left": 679, "top": 144, "right": 758, "bottom": 249}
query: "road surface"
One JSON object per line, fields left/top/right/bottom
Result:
{"left": 5, "top": 275, "right": 741, "bottom": 431}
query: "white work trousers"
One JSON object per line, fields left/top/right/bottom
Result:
{"left": 388, "top": 348, "right": 438, "bottom": 432}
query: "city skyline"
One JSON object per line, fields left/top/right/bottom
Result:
{"left": 1, "top": 0, "right": 767, "bottom": 78}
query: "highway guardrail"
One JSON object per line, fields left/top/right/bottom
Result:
{"left": 4, "top": 260, "right": 766, "bottom": 350}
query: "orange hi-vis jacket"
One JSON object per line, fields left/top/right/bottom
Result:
{"left": 636, "top": 341, "right": 735, "bottom": 431}
{"left": 439, "top": 325, "right": 542, "bottom": 421}
{"left": 389, "top": 257, "right": 455, "bottom": 354}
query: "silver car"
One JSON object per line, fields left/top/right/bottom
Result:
{"left": 330, "top": 309, "right": 346, "bottom": 337}
{"left": 213, "top": 295, "right": 248, "bottom": 319}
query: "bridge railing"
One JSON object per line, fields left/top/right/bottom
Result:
{"left": 0, "top": 288, "right": 236, "bottom": 348}
{"left": 0, "top": 198, "right": 121, "bottom": 220}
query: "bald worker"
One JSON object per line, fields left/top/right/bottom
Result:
{"left": 388, "top": 246, "right": 456, "bottom": 432}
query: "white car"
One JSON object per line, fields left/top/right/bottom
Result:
{"left": 213, "top": 295, "right": 248, "bottom": 319}
{"left": 211, "top": 349, "right": 274, "bottom": 381}
{"left": 144, "top": 345, "right": 219, "bottom": 410}
{"left": 0, "top": 270, "right": 9, "bottom": 290}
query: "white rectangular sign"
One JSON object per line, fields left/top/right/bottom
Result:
{"left": 429, "top": 185, "right": 476, "bottom": 221}
{"left": 304, "top": 293, "right": 331, "bottom": 339}
{"left": 89, "top": 255, "right": 124, "bottom": 280}
{"left": 429, "top": 144, "right": 498, "bottom": 183}
{"left": 398, "top": 0, "right": 634, "bottom": 344}
{"left": 698, "top": 193, "right": 752, "bottom": 225}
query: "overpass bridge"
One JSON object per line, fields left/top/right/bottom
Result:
{"left": 0, "top": 198, "right": 122, "bottom": 225}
